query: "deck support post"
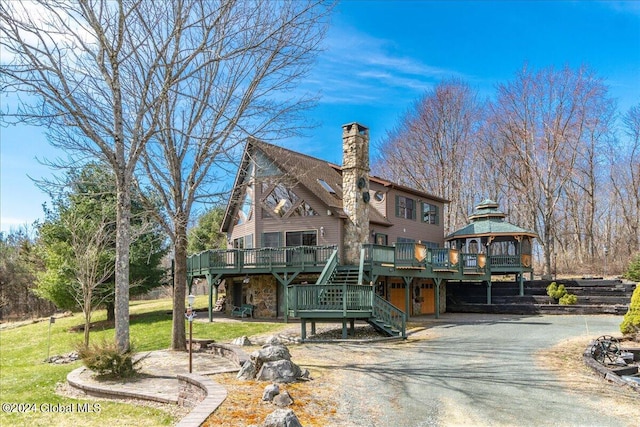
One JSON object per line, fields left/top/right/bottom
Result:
{"left": 404, "top": 277, "right": 412, "bottom": 320}
{"left": 434, "top": 278, "right": 442, "bottom": 319}
{"left": 486, "top": 280, "right": 492, "bottom": 305}
{"left": 301, "top": 319, "right": 307, "bottom": 341}
{"left": 518, "top": 272, "right": 524, "bottom": 296}
{"left": 350, "top": 318, "right": 355, "bottom": 336}
{"left": 342, "top": 319, "right": 347, "bottom": 339}
{"left": 207, "top": 273, "right": 223, "bottom": 322}
{"left": 311, "top": 321, "right": 316, "bottom": 335}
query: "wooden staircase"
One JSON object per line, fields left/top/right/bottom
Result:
{"left": 289, "top": 250, "right": 406, "bottom": 339}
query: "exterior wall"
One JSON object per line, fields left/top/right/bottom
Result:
{"left": 228, "top": 275, "right": 278, "bottom": 318}
{"left": 371, "top": 186, "right": 445, "bottom": 247}
{"left": 257, "top": 181, "right": 343, "bottom": 248}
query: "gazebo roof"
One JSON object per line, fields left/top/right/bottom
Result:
{"left": 445, "top": 199, "right": 537, "bottom": 240}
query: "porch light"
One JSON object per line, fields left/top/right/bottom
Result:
{"left": 242, "top": 275, "right": 250, "bottom": 284}
{"left": 320, "top": 226, "right": 325, "bottom": 237}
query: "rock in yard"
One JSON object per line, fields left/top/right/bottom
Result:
{"left": 257, "top": 359, "right": 302, "bottom": 383}
{"left": 262, "top": 408, "right": 302, "bottom": 427}
{"left": 264, "top": 335, "right": 282, "bottom": 345}
{"left": 237, "top": 359, "right": 257, "bottom": 380}
{"left": 253, "top": 344, "right": 291, "bottom": 362}
{"left": 262, "top": 383, "right": 280, "bottom": 402}
{"left": 273, "top": 390, "right": 294, "bottom": 407}
{"left": 232, "top": 336, "right": 252, "bottom": 346}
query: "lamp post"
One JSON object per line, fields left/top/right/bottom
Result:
{"left": 185, "top": 293, "right": 196, "bottom": 373}
{"left": 603, "top": 246, "right": 608, "bottom": 278}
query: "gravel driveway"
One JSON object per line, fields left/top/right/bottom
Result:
{"left": 292, "top": 314, "right": 638, "bottom": 427}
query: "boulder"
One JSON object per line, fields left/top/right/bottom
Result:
{"left": 264, "top": 335, "right": 282, "bottom": 345}
{"left": 262, "top": 409, "right": 302, "bottom": 427}
{"left": 237, "top": 359, "right": 257, "bottom": 380}
{"left": 232, "top": 336, "right": 252, "bottom": 346}
{"left": 262, "top": 384, "right": 280, "bottom": 402}
{"left": 252, "top": 344, "right": 291, "bottom": 362}
{"left": 273, "top": 390, "right": 294, "bottom": 407}
{"left": 257, "top": 359, "right": 302, "bottom": 383}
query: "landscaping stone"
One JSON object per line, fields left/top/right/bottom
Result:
{"left": 257, "top": 360, "right": 301, "bottom": 383}
{"left": 262, "top": 384, "right": 280, "bottom": 402}
{"left": 46, "top": 352, "right": 79, "bottom": 364}
{"left": 252, "top": 343, "right": 291, "bottom": 362}
{"left": 237, "top": 360, "right": 258, "bottom": 380}
{"left": 273, "top": 390, "right": 294, "bottom": 407}
{"left": 262, "top": 408, "right": 302, "bottom": 427}
{"left": 232, "top": 336, "right": 252, "bottom": 346}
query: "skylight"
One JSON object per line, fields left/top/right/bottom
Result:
{"left": 318, "top": 179, "right": 336, "bottom": 195}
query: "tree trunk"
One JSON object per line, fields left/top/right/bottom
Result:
{"left": 106, "top": 302, "right": 115, "bottom": 322}
{"left": 114, "top": 182, "right": 131, "bottom": 352}
{"left": 171, "top": 219, "right": 188, "bottom": 350}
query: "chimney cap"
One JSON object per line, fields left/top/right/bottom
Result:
{"left": 341, "top": 122, "right": 369, "bottom": 136}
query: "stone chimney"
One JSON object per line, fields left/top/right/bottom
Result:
{"left": 342, "top": 122, "right": 370, "bottom": 265}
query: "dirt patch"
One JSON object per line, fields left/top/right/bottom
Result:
{"left": 535, "top": 337, "right": 640, "bottom": 423}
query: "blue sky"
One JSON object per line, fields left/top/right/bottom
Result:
{"left": 1, "top": 1, "right": 639, "bottom": 233}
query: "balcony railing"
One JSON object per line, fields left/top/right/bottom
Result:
{"left": 187, "top": 245, "right": 337, "bottom": 273}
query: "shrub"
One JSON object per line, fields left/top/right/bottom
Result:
{"left": 620, "top": 284, "right": 640, "bottom": 337}
{"left": 623, "top": 253, "right": 640, "bottom": 283}
{"left": 546, "top": 282, "right": 567, "bottom": 301}
{"left": 77, "top": 339, "right": 142, "bottom": 378}
{"left": 558, "top": 293, "right": 578, "bottom": 305}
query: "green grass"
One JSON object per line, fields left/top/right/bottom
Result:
{"left": 0, "top": 296, "right": 287, "bottom": 427}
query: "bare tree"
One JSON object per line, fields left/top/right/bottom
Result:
{"left": 0, "top": 1, "right": 231, "bottom": 351}
{"left": 484, "top": 65, "right": 612, "bottom": 276}
{"left": 137, "top": 0, "right": 333, "bottom": 350}
{"left": 610, "top": 104, "right": 640, "bottom": 257}
{"left": 373, "top": 79, "right": 483, "bottom": 234}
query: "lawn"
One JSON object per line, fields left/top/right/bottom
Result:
{"left": 0, "top": 296, "right": 288, "bottom": 427}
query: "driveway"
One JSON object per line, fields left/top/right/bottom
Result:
{"left": 294, "top": 314, "right": 639, "bottom": 427}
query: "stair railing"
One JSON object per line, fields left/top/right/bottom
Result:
{"left": 372, "top": 295, "right": 406, "bottom": 338}
{"left": 315, "top": 249, "right": 339, "bottom": 284}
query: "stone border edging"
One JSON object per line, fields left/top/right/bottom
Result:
{"left": 66, "top": 367, "right": 177, "bottom": 404}
{"left": 175, "top": 373, "right": 227, "bottom": 427}
{"left": 206, "top": 343, "right": 249, "bottom": 367}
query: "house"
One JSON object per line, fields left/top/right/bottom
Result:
{"left": 186, "top": 122, "right": 536, "bottom": 338}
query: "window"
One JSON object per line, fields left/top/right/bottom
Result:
{"left": 397, "top": 237, "right": 415, "bottom": 243}
{"left": 374, "top": 233, "right": 388, "bottom": 246}
{"left": 395, "top": 196, "right": 415, "bottom": 220}
{"left": 318, "top": 179, "right": 336, "bottom": 195}
{"left": 421, "top": 202, "right": 438, "bottom": 225}
{"left": 233, "top": 235, "right": 253, "bottom": 249}
{"left": 263, "top": 183, "right": 298, "bottom": 217}
{"left": 262, "top": 232, "right": 281, "bottom": 247}
{"left": 236, "top": 185, "right": 254, "bottom": 225}
{"left": 374, "top": 191, "right": 385, "bottom": 202}
{"left": 290, "top": 201, "right": 318, "bottom": 217}
{"left": 286, "top": 230, "right": 317, "bottom": 246}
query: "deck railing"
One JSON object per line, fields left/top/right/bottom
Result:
{"left": 187, "top": 245, "right": 337, "bottom": 273}
{"left": 489, "top": 255, "right": 521, "bottom": 268}
{"left": 288, "top": 284, "right": 374, "bottom": 316}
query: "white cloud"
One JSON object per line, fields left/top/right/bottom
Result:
{"left": 306, "top": 24, "right": 463, "bottom": 107}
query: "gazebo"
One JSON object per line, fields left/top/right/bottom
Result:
{"left": 445, "top": 199, "right": 537, "bottom": 302}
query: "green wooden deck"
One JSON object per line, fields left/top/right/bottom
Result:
{"left": 186, "top": 242, "right": 534, "bottom": 330}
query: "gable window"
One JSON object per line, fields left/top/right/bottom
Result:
{"left": 264, "top": 183, "right": 298, "bottom": 217}
{"left": 395, "top": 196, "right": 415, "bottom": 220}
{"left": 421, "top": 202, "right": 439, "bottom": 225}
{"left": 291, "top": 201, "right": 318, "bottom": 217}
{"left": 285, "top": 230, "right": 317, "bottom": 246}
{"left": 236, "top": 184, "right": 254, "bottom": 225}
{"left": 374, "top": 233, "right": 388, "bottom": 246}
